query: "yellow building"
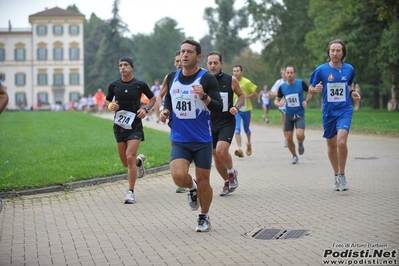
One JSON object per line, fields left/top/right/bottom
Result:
{"left": 0, "top": 7, "right": 85, "bottom": 110}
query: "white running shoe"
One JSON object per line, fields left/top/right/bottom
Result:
{"left": 333, "top": 175, "right": 340, "bottom": 191}
{"left": 339, "top": 174, "right": 349, "bottom": 191}
{"left": 187, "top": 179, "right": 199, "bottom": 211}
{"left": 196, "top": 214, "right": 211, "bottom": 232}
{"left": 136, "top": 154, "right": 146, "bottom": 178}
{"left": 124, "top": 190, "right": 135, "bottom": 204}
{"left": 228, "top": 170, "right": 238, "bottom": 192}
{"left": 291, "top": 155, "right": 298, "bottom": 164}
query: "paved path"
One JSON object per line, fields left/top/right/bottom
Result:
{"left": 0, "top": 113, "right": 398, "bottom": 266}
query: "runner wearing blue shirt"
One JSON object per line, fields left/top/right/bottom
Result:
{"left": 275, "top": 66, "right": 313, "bottom": 164}
{"left": 160, "top": 40, "right": 223, "bottom": 232}
{"left": 309, "top": 39, "right": 361, "bottom": 191}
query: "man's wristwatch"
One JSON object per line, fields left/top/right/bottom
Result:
{"left": 201, "top": 93, "right": 208, "bottom": 101}
{"left": 235, "top": 105, "right": 241, "bottom": 111}
{"left": 143, "top": 107, "right": 149, "bottom": 113}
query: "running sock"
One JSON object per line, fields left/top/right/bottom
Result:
{"left": 190, "top": 180, "right": 198, "bottom": 191}
{"left": 227, "top": 168, "right": 235, "bottom": 174}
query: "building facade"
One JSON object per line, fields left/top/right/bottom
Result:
{"left": 0, "top": 7, "right": 85, "bottom": 110}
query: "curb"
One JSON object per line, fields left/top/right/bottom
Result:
{"left": 0, "top": 165, "right": 170, "bottom": 198}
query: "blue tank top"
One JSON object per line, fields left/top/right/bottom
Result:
{"left": 280, "top": 79, "right": 305, "bottom": 115}
{"left": 170, "top": 69, "right": 212, "bottom": 143}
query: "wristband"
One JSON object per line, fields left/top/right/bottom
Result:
{"left": 159, "top": 105, "right": 164, "bottom": 112}
{"left": 144, "top": 107, "right": 149, "bottom": 113}
{"left": 108, "top": 103, "right": 113, "bottom": 111}
{"left": 350, "top": 90, "right": 355, "bottom": 96}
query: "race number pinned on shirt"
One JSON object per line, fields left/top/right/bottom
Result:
{"left": 172, "top": 93, "right": 196, "bottom": 119}
{"left": 220, "top": 92, "right": 228, "bottom": 112}
{"left": 327, "top": 83, "right": 346, "bottom": 102}
{"left": 114, "top": 110, "right": 136, "bottom": 129}
{"left": 285, "top": 93, "right": 300, "bottom": 107}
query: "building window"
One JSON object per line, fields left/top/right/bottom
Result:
{"left": 38, "top": 73, "right": 47, "bottom": 85}
{"left": 0, "top": 49, "right": 5, "bottom": 61}
{"left": 70, "top": 92, "right": 80, "bottom": 102}
{"left": 53, "top": 25, "right": 63, "bottom": 35}
{"left": 53, "top": 48, "right": 63, "bottom": 60}
{"left": 53, "top": 73, "right": 64, "bottom": 86}
{"left": 69, "top": 48, "right": 79, "bottom": 60}
{"left": 37, "top": 92, "right": 48, "bottom": 106}
{"left": 0, "top": 73, "right": 5, "bottom": 81}
{"left": 69, "top": 73, "right": 79, "bottom": 85}
{"left": 54, "top": 92, "right": 63, "bottom": 104}
{"left": 15, "top": 73, "right": 26, "bottom": 85}
{"left": 15, "top": 92, "right": 27, "bottom": 108}
{"left": 37, "top": 48, "right": 47, "bottom": 60}
{"left": 15, "top": 48, "right": 26, "bottom": 61}
{"left": 37, "top": 25, "right": 47, "bottom": 35}
{"left": 69, "top": 25, "right": 79, "bottom": 35}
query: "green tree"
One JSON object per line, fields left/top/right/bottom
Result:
{"left": 83, "top": 14, "right": 107, "bottom": 96}
{"left": 305, "top": 0, "right": 389, "bottom": 109}
{"left": 247, "top": 0, "right": 314, "bottom": 77}
{"left": 87, "top": 0, "right": 133, "bottom": 95}
{"left": 368, "top": 0, "right": 399, "bottom": 111}
{"left": 132, "top": 17, "right": 186, "bottom": 84}
{"left": 204, "top": 0, "right": 249, "bottom": 64}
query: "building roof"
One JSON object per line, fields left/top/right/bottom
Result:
{"left": 29, "top": 7, "right": 84, "bottom": 17}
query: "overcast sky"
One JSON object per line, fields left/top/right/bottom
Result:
{"left": 0, "top": 0, "right": 262, "bottom": 52}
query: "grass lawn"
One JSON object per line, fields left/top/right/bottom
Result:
{"left": 0, "top": 108, "right": 398, "bottom": 192}
{"left": 0, "top": 111, "right": 171, "bottom": 192}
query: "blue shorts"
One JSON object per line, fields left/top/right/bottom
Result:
{"left": 170, "top": 142, "right": 213, "bottom": 169}
{"left": 323, "top": 110, "right": 353, "bottom": 139}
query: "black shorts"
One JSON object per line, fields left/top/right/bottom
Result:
{"left": 212, "top": 119, "right": 235, "bottom": 149}
{"left": 170, "top": 141, "right": 213, "bottom": 169}
{"left": 113, "top": 123, "right": 144, "bottom": 143}
{"left": 284, "top": 113, "right": 305, "bottom": 131}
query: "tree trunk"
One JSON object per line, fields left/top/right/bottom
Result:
{"left": 372, "top": 89, "right": 380, "bottom": 109}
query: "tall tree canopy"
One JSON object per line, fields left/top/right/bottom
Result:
{"left": 204, "top": 0, "right": 249, "bottom": 64}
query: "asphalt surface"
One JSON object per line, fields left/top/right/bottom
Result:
{"left": 0, "top": 112, "right": 398, "bottom": 266}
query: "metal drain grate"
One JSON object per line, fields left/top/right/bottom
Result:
{"left": 252, "top": 228, "right": 309, "bottom": 240}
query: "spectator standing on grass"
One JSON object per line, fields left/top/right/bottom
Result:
{"left": 308, "top": 39, "right": 361, "bottom": 191}
{"left": 105, "top": 56, "right": 155, "bottom": 204}
{"left": 159, "top": 40, "right": 223, "bottom": 232}
{"left": 232, "top": 65, "right": 257, "bottom": 158}
{"left": 207, "top": 51, "right": 245, "bottom": 197}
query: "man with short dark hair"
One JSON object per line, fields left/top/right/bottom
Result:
{"left": 275, "top": 66, "right": 312, "bottom": 164}
{"left": 160, "top": 40, "right": 223, "bottom": 232}
{"left": 105, "top": 56, "right": 155, "bottom": 204}
{"left": 232, "top": 65, "right": 257, "bottom": 157}
{"left": 207, "top": 51, "right": 245, "bottom": 196}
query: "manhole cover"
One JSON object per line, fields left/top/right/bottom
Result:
{"left": 252, "top": 228, "right": 309, "bottom": 240}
